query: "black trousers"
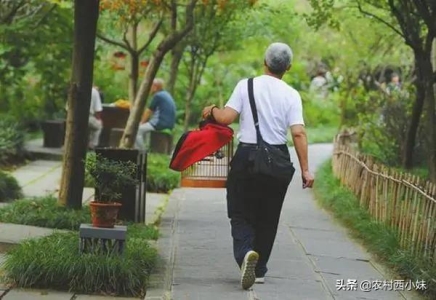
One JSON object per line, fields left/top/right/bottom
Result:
{"left": 226, "top": 143, "right": 291, "bottom": 277}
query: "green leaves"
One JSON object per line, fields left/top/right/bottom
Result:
{"left": 0, "top": 1, "right": 73, "bottom": 121}
{"left": 84, "top": 153, "right": 138, "bottom": 202}
{"left": 3, "top": 226, "right": 158, "bottom": 297}
{"left": 304, "top": 0, "right": 339, "bottom": 30}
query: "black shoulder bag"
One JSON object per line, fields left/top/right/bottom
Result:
{"left": 247, "top": 77, "right": 295, "bottom": 182}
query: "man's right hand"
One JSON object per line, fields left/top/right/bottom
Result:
{"left": 302, "top": 170, "right": 314, "bottom": 189}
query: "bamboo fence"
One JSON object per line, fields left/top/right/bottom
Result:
{"left": 332, "top": 133, "right": 436, "bottom": 265}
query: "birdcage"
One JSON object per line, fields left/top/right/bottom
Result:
{"left": 181, "top": 139, "right": 234, "bottom": 188}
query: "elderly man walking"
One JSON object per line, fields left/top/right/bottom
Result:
{"left": 202, "top": 42, "right": 314, "bottom": 290}
{"left": 135, "top": 78, "right": 176, "bottom": 150}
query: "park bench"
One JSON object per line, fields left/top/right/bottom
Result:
{"left": 100, "top": 104, "right": 130, "bottom": 148}
{"left": 41, "top": 104, "right": 174, "bottom": 154}
{"left": 41, "top": 105, "right": 128, "bottom": 149}
{"left": 101, "top": 104, "right": 173, "bottom": 154}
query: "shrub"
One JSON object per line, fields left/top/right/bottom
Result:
{"left": 300, "top": 91, "right": 341, "bottom": 128}
{"left": 3, "top": 225, "right": 158, "bottom": 297}
{"left": 0, "top": 116, "right": 26, "bottom": 166}
{"left": 314, "top": 160, "right": 436, "bottom": 298}
{"left": 356, "top": 87, "right": 427, "bottom": 167}
{"left": 146, "top": 153, "right": 180, "bottom": 193}
{"left": 84, "top": 153, "right": 180, "bottom": 194}
{"left": 0, "top": 196, "right": 90, "bottom": 230}
{"left": 0, "top": 171, "right": 23, "bottom": 202}
{"left": 84, "top": 153, "right": 138, "bottom": 202}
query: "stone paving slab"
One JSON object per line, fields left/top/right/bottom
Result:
{"left": 0, "top": 223, "right": 64, "bottom": 244}
{"left": 2, "top": 289, "right": 73, "bottom": 300}
{"left": 253, "top": 278, "right": 332, "bottom": 300}
{"left": 294, "top": 234, "right": 371, "bottom": 261}
{"left": 10, "top": 160, "right": 61, "bottom": 187}
{"left": 9, "top": 160, "right": 62, "bottom": 198}
{"left": 312, "top": 256, "right": 384, "bottom": 278}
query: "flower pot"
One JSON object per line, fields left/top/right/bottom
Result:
{"left": 90, "top": 201, "right": 122, "bottom": 228}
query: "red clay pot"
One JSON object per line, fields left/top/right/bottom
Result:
{"left": 90, "top": 201, "right": 122, "bottom": 228}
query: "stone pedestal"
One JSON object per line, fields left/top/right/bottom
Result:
{"left": 79, "top": 224, "right": 127, "bottom": 255}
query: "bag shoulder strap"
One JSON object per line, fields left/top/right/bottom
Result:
{"left": 247, "top": 78, "right": 263, "bottom": 143}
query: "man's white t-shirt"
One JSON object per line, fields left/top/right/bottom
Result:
{"left": 90, "top": 87, "right": 103, "bottom": 115}
{"left": 225, "top": 75, "right": 305, "bottom": 145}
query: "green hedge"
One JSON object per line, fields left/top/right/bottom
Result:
{"left": 0, "top": 196, "right": 90, "bottom": 230}
{"left": 0, "top": 116, "right": 26, "bottom": 166}
{"left": 0, "top": 171, "right": 23, "bottom": 202}
{"left": 3, "top": 226, "right": 157, "bottom": 297}
{"left": 314, "top": 159, "right": 436, "bottom": 298}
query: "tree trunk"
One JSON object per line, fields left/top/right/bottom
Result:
{"left": 402, "top": 52, "right": 426, "bottom": 170}
{"left": 129, "top": 52, "right": 139, "bottom": 103}
{"left": 167, "top": 44, "right": 184, "bottom": 95}
{"left": 128, "top": 23, "right": 138, "bottom": 103}
{"left": 58, "top": 0, "right": 100, "bottom": 208}
{"left": 183, "top": 55, "right": 197, "bottom": 131}
{"left": 426, "top": 41, "right": 436, "bottom": 182}
{"left": 119, "top": 0, "right": 197, "bottom": 149}
{"left": 120, "top": 50, "right": 166, "bottom": 148}
{"left": 432, "top": 39, "right": 436, "bottom": 76}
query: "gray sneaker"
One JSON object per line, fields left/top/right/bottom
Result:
{"left": 240, "top": 251, "right": 259, "bottom": 290}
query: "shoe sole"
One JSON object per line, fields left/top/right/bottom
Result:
{"left": 241, "top": 251, "right": 259, "bottom": 290}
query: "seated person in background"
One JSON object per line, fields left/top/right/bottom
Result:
{"left": 135, "top": 78, "right": 176, "bottom": 149}
{"left": 65, "top": 85, "right": 103, "bottom": 150}
{"left": 88, "top": 86, "right": 103, "bottom": 150}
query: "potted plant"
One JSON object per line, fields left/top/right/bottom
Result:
{"left": 85, "top": 153, "right": 138, "bottom": 228}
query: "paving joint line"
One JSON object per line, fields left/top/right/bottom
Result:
{"left": 144, "top": 190, "right": 183, "bottom": 300}
{"left": 286, "top": 223, "right": 336, "bottom": 299}
{"left": 20, "top": 163, "right": 62, "bottom": 188}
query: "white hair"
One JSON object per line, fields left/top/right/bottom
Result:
{"left": 264, "top": 42, "right": 293, "bottom": 74}
{"left": 153, "top": 78, "right": 165, "bottom": 87}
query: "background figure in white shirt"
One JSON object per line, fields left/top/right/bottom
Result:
{"left": 309, "top": 67, "right": 329, "bottom": 100}
{"left": 88, "top": 86, "right": 103, "bottom": 149}
{"left": 202, "top": 42, "right": 314, "bottom": 290}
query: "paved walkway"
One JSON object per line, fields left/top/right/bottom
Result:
{"left": 148, "top": 144, "right": 424, "bottom": 300}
